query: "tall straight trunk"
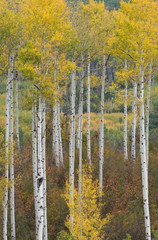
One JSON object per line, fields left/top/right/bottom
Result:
{"left": 87, "top": 52, "right": 91, "bottom": 165}
{"left": 145, "top": 62, "right": 152, "bottom": 174}
{"left": 77, "top": 72, "right": 82, "bottom": 150}
{"left": 3, "top": 54, "right": 14, "bottom": 240}
{"left": 124, "top": 59, "right": 128, "bottom": 161}
{"left": 32, "top": 104, "right": 38, "bottom": 236}
{"left": 78, "top": 56, "right": 84, "bottom": 195}
{"left": 37, "top": 93, "right": 44, "bottom": 240}
{"left": 15, "top": 74, "right": 20, "bottom": 151}
{"left": 57, "top": 103, "right": 63, "bottom": 165}
{"left": 10, "top": 71, "right": 16, "bottom": 240}
{"left": 69, "top": 70, "right": 76, "bottom": 229}
{"left": 53, "top": 104, "right": 59, "bottom": 167}
{"left": 78, "top": 55, "right": 84, "bottom": 240}
{"left": 131, "top": 80, "right": 137, "bottom": 162}
{"left": 139, "top": 59, "right": 151, "bottom": 240}
{"left": 42, "top": 100, "right": 48, "bottom": 240}
{"left": 99, "top": 48, "right": 106, "bottom": 201}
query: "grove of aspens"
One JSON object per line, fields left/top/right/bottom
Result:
{"left": 0, "top": 0, "right": 158, "bottom": 239}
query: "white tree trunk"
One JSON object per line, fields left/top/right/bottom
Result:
{"left": 10, "top": 70, "right": 16, "bottom": 240}
{"left": 37, "top": 94, "right": 44, "bottom": 240}
{"left": 78, "top": 56, "right": 84, "bottom": 195}
{"left": 3, "top": 54, "right": 14, "bottom": 240}
{"left": 124, "top": 59, "right": 128, "bottom": 161}
{"left": 42, "top": 100, "right": 48, "bottom": 240}
{"left": 77, "top": 72, "right": 82, "bottom": 150}
{"left": 78, "top": 56, "right": 84, "bottom": 240}
{"left": 53, "top": 104, "right": 59, "bottom": 167}
{"left": 32, "top": 104, "right": 38, "bottom": 237}
{"left": 99, "top": 48, "right": 106, "bottom": 201}
{"left": 57, "top": 103, "right": 63, "bottom": 165}
{"left": 69, "top": 70, "right": 76, "bottom": 228}
{"left": 131, "top": 80, "right": 137, "bottom": 162}
{"left": 139, "top": 60, "right": 151, "bottom": 240}
{"left": 87, "top": 52, "right": 91, "bottom": 165}
{"left": 145, "top": 62, "right": 152, "bottom": 175}
{"left": 15, "top": 74, "right": 20, "bottom": 151}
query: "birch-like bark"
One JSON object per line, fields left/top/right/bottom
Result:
{"left": 15, "top": 74, "right": 20, "bottom": 151}
{"left": 69, "top": 70, "right": 76, "bottom": 228}
{"left": 145, "top": 62, "right": 152, "bottom": 174}
{"left": 124, "top": 59, "right": 128, "bottom": 161}
{"left": 53, "top": 104, "right": 59, "bottom": 167}
{"left": 78, "top": 56, "right": 84, "bottom": 195}
{"left": 3, "top": 54, "right": 13, "bottom": 240}
{"left": 57, "top": 103, "right": 63, "bottom": 165}
{"left": 10, "top": 70, "right": 16, "bottom": 240}
{"left": 42, "top": 100, "right": 48, "bottom": 240}
{"left": 32, "top": 104, "right": 38, "bottom": 236}
{"left": 37, "top": 94, "right": 44, "bottom": 240}
{"left": 131, "top": 80, "right": 137, "bottom": 162}
{"left": 77, "top": 73, "right": 82, "bottom": 150}
{"left": 79, "top": 56, "right": 84, "bottom": 240}
{"left": 99, "top": 48, "right": 106, "bottom": 201}
{"left": 87, "top": 52, "right": 91, "bottom": 165}
{"left": 139, "top": 59, "right": 151, "bottom": 240}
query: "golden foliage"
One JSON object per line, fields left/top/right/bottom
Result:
{"left": 64, "top": 166, "right": 110, "bottom": 239}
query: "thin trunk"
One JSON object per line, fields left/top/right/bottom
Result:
{"left": 3, "top": 54, "right": 13, "bottom": 240}
{"left": 37, "top": 94, "right": 44, "bottom": 240}
{"left": 69, "top": 70, "right": 76, "bottom": 229}
{"left": 57, "top": 103, "right": 63, "bottom": 165}
{"left": 124, "top": 60, "right": 128, "bottom": 161}
{"left": 87, "top": 52, "right": 91, "bottom": 165}
{"left": 145, "top": 62, "right": 152, "bottom": 174}
{"left": 42, "top": 100, "right": 48, "bottom": 240}
{"left": 131, "top": 81, "right": 137, "bottom": 162}
{"left": 99, "top": 48, "right": 106, "bottom": 201}
{"left": 78, "top": 56, "right": 84, "bottom": 195}
{"left": 15, "top": 74, "right": 20, "bottom": 151}
{"left": 78, "top": 55, "right": 84, "bottom": 240}
{"left": 53, "top": 104, "right": 59, "bottom": 167}
{"left": 10, "top": 73, "right": 16, "bottom": 240}
{"left": 32, "top": 105, "right": 38, "bottom": 236}
{"left": 139, "top": 59, "right": 151, "bottom": 240}
{"left": 77, "top": 73, "right": 81, "bottom": 150}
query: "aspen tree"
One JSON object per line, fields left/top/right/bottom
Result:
{"left": 69, "top": 69, "right": 76, "bottom": 228}
{"left": 120, "top": 1, "right": 157, "bottom": 237}
{"left": 78, "top": 55, "right": 84, "bottom": 196}
{"left": 87, "top": 52, "right": 91, "bottom": 164}
{"left": 124, "top": 59, "right": 128, "bottom": 161}
{"left": 139, "top": 58, "right": 151, "bottom": 240}
{"left": 77, "top": 73, "right": 82, "bottom": 150}
{"left": 32, "top": 104, "right": 38, "bottom": 236}
{"left": 9, "top": 54, "right": 16, "bottom": 240}
{"left": 53, "top": 104, "right": 59, "bottom": 167}
{"left": 145, "top": 62, "right": 152, "bottom": 174}
{"left": 57, "top": 103, "right": 63, "bottom": 165}
{"left": 111, "top": 1, "right": 157, "bottom": 237}
{"left": 0, "top": 1, "right": 20, "bottom": 238}
{"left": 37, "top": 93, "right": 44, "bottom": 240}
{"left": 15, "top": 72, "right": 20, "bottom": 151}
{"left": 65, "top": 167, "right": 109, "bottom": 240}
{"left": 131, "top": 80, "right": 137, "bottom": 162}
{"left": 42, "top": 99, "right": 48, "bottom": 240}
{"left": 3, "top": 54, "right": 14, "bottom": 240}
{"left": 99, "top": 48, "right": 106, "bottom": 201}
